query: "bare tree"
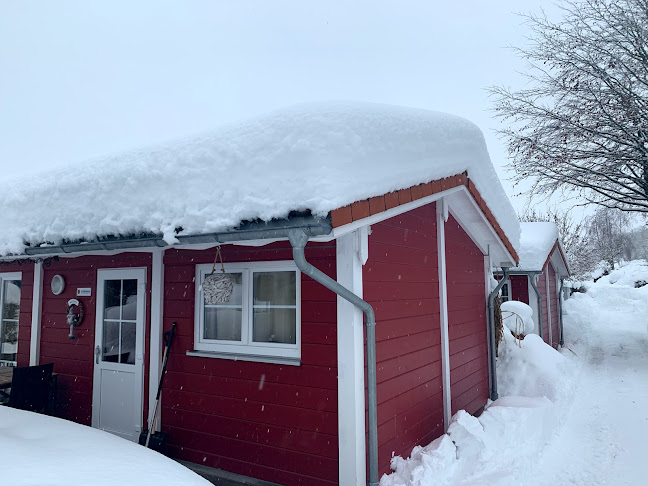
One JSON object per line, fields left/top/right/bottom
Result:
{"left": 491, "top": 0, "right": 648, "bottom": 213}
{"left": 587, "top": 206, "right": 634, "bottom": 266}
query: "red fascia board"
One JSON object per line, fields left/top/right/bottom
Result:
{"left": 328, "top": 172, "right": 519, "bottom": 263}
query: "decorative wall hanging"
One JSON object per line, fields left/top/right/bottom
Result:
{"left": 202, "top": 246, "right": 234, "bottom": 305}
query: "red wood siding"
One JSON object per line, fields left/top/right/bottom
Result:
{"left": 537, "top": 270, "right": 550, "bottom": 343}
{"left": 548, "top": 262, "right": 560, "bottom": 348}
{"left": 445, "top": 215, "right": 488, "bottom": 416}
{"left": 364, "top": 203, "right": 444, "bottom": 476}
{"left": 1, "top": 262, "right": 34, "bottom": 367}
{"left": 39, "top": 253, "right": 152, "bottom": 425}
{"left": 510, "top": 275, "right": 529, "bottom": 304}
{"left": 161, "top": 242, "right": 338, "bottom": 486}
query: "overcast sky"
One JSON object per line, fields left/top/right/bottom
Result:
{"left": 0, "top": 0, "right": 561, "bottom": 213}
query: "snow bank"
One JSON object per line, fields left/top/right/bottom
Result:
{"left": 0, "top": 406, "right": 210, "bottom": 486}
{"left": 517, "top": 222, "right": 559, "bottom": 271}
{"left": 381, "top": 309, "right": 574, "bottom": 486}
{"left": 0, "top": 101, "right": 519, "bottom": 255}
{"left": 501, "top": 300, "right": 535, "bottom": 334}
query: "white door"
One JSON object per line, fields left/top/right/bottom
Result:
{"left": 92, "top": 268, "right": 146, "bottom": 441}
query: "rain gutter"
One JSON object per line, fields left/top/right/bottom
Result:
{"left": 22, "top": 217, "right": 332, "bottom": 255}
{"left": 487, "top": 266, "right": 509, "bottom": 401}
{"left": 288, "top": 228, "right": 380, "bottom": 486}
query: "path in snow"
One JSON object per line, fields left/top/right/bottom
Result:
{"left": 522, "top": 283, "right": 648, "bottom": 486}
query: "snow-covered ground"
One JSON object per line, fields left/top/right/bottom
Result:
{"left": 382, "top": 260, "right": 648, "bottom": 485}
{"left": 0, "top": 406, "right": 211, "bottom": 486}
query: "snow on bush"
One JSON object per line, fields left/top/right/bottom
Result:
{"left": 601, "top": 260, "right": 648, "bottom": 287}
{"left": 501, "top": 300, "right": 534, "bottom": 334}
{"left": 0, "top": 406, "right": 210, "bottom": 486}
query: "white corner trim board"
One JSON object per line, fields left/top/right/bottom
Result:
{"left": 436, "top": 199, "right": 452, "bottom": 431}
{"left": 336, "top": 230, "right": 367, "bottom": 486}
{"left": 148, "top": 249, "right": 165, "bottom": 431}
{"left": 30, "top": 264, "right": 42, "bottom": 366}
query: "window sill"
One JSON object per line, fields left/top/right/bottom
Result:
{"left": 186, "top": 350, "right": 301, "bottom": 366}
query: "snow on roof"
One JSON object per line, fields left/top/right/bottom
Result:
{"left": 0, "top": 101, "right": 520, "bottom": 256}
{"left": 517, "top": 222, "right": 559, "bottom": 271}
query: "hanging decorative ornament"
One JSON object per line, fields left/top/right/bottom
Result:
{"left": 202, "top": 246, "right": 234, "bottom": 305}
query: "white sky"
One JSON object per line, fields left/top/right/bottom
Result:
{"left": 0, "top": 0, "right": 561, "bottom": 213}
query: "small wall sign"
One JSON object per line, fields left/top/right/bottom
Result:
{"left": 76, "top": 288, "right": 92, "bottom": 297}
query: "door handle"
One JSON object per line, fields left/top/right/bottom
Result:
{"left": 95, "top": 345, "right": 101, "bottom": 364}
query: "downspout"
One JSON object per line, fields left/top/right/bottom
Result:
{"left": 288, "top": 229, "right": 379, "bottom": 486}
{"left": 528, "top": 273, "right": 543, "bottom": 340}
{"left": 558, "top": 279, "right": 565, "bottom": 346}
{"left": 487, "top": 266, "right": 509, "bottom": 401}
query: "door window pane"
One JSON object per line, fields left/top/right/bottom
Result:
{"left": 253, "top": 308, "right": 296, "bottom": 344}
{"left": 121, "top": 321, "right": 136, "bottom": 365}
{"left": 104, "top": 281, "right": 122, "bottom": 320}
{"left": 2, "top": 281, "right": 21, "bottom": 319}
{"left": 121, "top": 279, "right": 138, "bottom": 320}
{"left": 103, "top": 320, "right": 120, "bottom": 362}
{"left": 0, "top": 279, "right": 21, "bottom": 363}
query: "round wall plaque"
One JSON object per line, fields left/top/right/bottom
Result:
{"left": 51, "top": 274, "right": 65, "bottom": 295}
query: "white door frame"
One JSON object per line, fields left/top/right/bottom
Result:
{"left": 92, "top": 267, "right": 147, "bottom": 440}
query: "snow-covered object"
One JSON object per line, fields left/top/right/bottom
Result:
{"left": 0, "top": 406, "right": 211, "bottom": 486}
{"left": 497, "top": 331, "right": 568, "bottom": 402}
{"left": 517, "top": 222, "right": 559, "bottom": 271}
{"left": 0, "top": 102, "right": 520, "bottom": 256}
{"left": 501, "top": 300, "right": 535, "bottom": 334}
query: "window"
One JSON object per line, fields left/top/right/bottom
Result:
{"left": 0, "top": 273, "right": 21, "bottom": 366}
{"left": 193, "top": 261, "right": 300, "bottom": 361}
{"left": 500, "top": 281, "right": 511, "bottom": 302}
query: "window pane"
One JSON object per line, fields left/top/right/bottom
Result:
{"left": 121, "top": 279, "right": 138, "bottom": 320}
{"left": 102, "top": 320, "right": 120, "bottom": 362}
{"left": 253, "top": 271, "right": 296, "bottom": 306}
{"left": 253, "top": 308, "right": 296, "bottom": 344}
{"left": 203, "top": 273, "right": 242, "bottom": 305}
{"left": 204, "top": 307, "right": 242, "bottom": 341}
{"left": 2, "top": 280, "right": 21, "bottom": 319}
{"left": 0, "top": 321, "right": 18, "bottom": 361}
{"left": 104, "top": 280, "right": 122, "bottom": 320}
{"left": 121, "top": 321, "right": 136, "bottom": 365}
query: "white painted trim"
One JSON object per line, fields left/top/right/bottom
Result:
{"left": 148, "top": 249, "right": 165, "bottom": 431}
{"left": 545, "top": 269, "right": 553, "bottom": 344}
{"left": 336, "top": 230, "right": 366, "bottom": 486}
{"left": 436, "top": 200, "right": 452, "bottom": 431}
{"left": 528, "top": 277, "right": 540, "bottom": 335}
{"left": 30, "top": 263, "right": 43, "bottom": 366}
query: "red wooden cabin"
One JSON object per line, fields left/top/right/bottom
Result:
{"left": 0, "top": 104, "right": 520, "bottom": 486}
{"left": 501, "top": 222, "right": 570, "bottom": 348}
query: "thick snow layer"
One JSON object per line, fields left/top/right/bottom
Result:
{"left": 0, "top": 406, "right": 210, "bottom": 486}
{"left": 381, "top": 259, "right": 648, "bottom": 486}
{"left": 517, "top": 222, "right": 559, "bottom": 271}
{"left": 0, "top": 102, "right": 519, "bottom": 256}
{"left": 501, "top": 300, "right": 535, "bottom": 334}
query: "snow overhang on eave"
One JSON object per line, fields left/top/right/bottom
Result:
{"left": 9, "top": 216, "right": 332, "bottom": 260}
{"left": 315, "top": 173, "right": 518, "bottom": 268}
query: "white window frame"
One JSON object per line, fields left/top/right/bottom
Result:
{"left": 500, "top": 281, "right": 511, "bottom": 302}
{"left": 193, "top": 260, "right": 301, "bottom": 361}
{"left": 0, "top": 272, "right": 22, "bottom": 367}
